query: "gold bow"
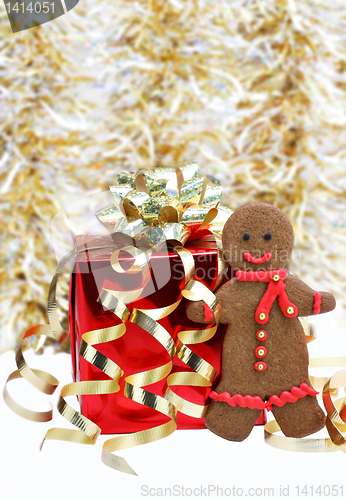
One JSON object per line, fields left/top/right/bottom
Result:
{"left": 96, "top": 162, "right": 233, "bottom": 249}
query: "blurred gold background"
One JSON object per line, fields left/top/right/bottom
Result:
{"left": 1, "top": 0, "right": 346, "bottom": 351}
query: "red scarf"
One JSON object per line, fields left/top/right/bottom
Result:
{"left": 235, "top": 269, "right": 298, "bottom": 324}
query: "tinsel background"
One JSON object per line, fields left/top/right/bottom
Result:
{"left": 1, "top": 0, "right": 346, "bottom": 352}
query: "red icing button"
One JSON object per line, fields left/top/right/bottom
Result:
{"left": 255, "top": 346, "right": 267, "bottom": 358}
{"left": 256, "top": 329, "right": 267, "bottom": 341}
{"left": 254, "top": 361, "right": 267, "bottom": 372}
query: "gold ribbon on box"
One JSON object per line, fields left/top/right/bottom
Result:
{"left": 4, "top": 163, "right": 230, "bottom": 474}
{"left": 93, "top": 163, "right": 228, "bottom": 472}
{"left": 3, "top": 163, "right": 346, "bottom": 474}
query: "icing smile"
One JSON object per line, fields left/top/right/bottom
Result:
{"left": 243, "top": 251, "right": 272, "bottom": 264}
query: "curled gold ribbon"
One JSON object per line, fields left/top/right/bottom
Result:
{"left": 42, "top": 292, "right": 129, "bottom": 448}
{"left": 3, "top": 368, "right": 54, "bottom": 423}
{"left": 99, "top": 241, "right": 202, "bottom": 472}
{"left": 3, "top": 250, "right": 76, "bottom": 424}
{"left": 88, "top": 165, "right": 226, "bottom": 461}
{"left": 164, "top": 276, "right": 222, "bottom": 419}
{"left": 42, "top": 244, "right": 178, "bottom": 473}
{"left": 101, "top": 305, "right": 179, "bottom": 475}
{"left": 48, "top": 289, "right": 181, "bottom": 475}
{"left": 51, "top": 232, "right": 224, "bottom": 473}
{"left": 39, "top": 235, "right": 213, "bottom": 474}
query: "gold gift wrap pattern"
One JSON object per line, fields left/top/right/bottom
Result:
{"left": 3, "top": 164, "right": 346, "bottom": 474}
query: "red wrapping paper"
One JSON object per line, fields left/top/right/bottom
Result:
{"left": 69, "top": 234, "right": 266, "bottom": 434}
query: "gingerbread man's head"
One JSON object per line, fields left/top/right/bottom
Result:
{"left": 222, "top": 202, "right": 294, "bottom": 272}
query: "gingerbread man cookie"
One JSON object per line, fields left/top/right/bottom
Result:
{"left": 187, "top": 202, "right": 336, "bottom": 441}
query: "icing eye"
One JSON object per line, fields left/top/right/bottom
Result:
{"left": 264, "top": 233, "right": 272, "bottom": 240}
{"left": 243, "top": 233, "right": 250, "bottom": 241}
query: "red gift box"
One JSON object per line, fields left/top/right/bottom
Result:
{"left": 69, "top": 234, "right": 266, "bottom": 434}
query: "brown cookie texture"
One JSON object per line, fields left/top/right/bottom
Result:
{"left": 205, "top": 402, "right": 261, "bottom": 442}
{"left": 271, "top": 396, "right": 326, "bottom": 438}
{"left": 186, "top": 300, "right": 209, "bottom": 324}
{"left": 320, "top": 292, "right": 336, "bottom": 313}
{"left": 190, "top": 202, "right": 336, "bottom": 442}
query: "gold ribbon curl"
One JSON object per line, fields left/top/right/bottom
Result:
{"left": 38, "top": 230, "right": 211, "bottom": 474}
{"left": 3, "top": 250, "right": 76, "bottom": 424}
{"left": 164, "top": 279, "right": 222, "bottom": 419}
{"left": 88, "top": 165, "right": 227, "bottom": 472}
{"left": 101, "top": 303, "right": 179, "bottom": 475}
{"left": 99, "top": 239, "right": 224, "bottom": 472}
{"left": 99, "top": 236, "right": 223, "bottom": 472}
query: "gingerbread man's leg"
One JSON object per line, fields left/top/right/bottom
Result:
{"left": 205, "top": 400, "right": 262, "bottom": 442}
{"left": 271, "top": 396, "right": 326, "bottom": 438}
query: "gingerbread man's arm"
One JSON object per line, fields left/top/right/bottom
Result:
{"left": 186, "top": 279, "right": 234, "bottom": 324}
{"left": 285, "top": 274, "right": 336, "bottom": 317}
